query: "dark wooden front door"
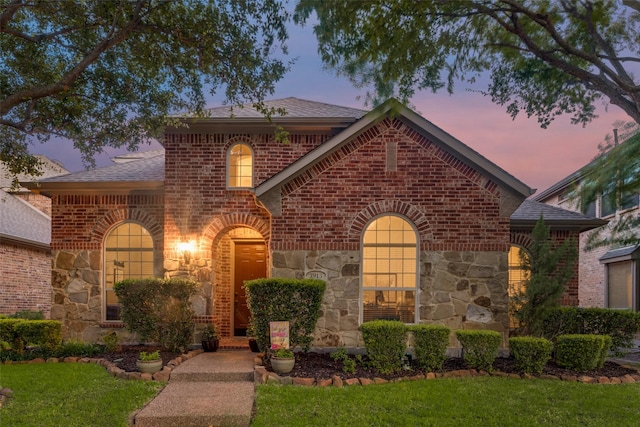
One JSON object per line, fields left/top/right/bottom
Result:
{"left": 234, "top": 242, "right": 266, "bottom": 336}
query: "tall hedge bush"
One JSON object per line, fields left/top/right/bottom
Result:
{"left": 541, "top": 307, "right": 640, "bottom": 355}
{"left": 409, "top": 324, "right": 450, "bottom": 372}
{"left": 555, "top": 334, "right": 608, "bottom": 372}
{"left": 245, "top": 278, "right": 325, "bottom": 352}
{"left": 361, "top": 320, "right": 408, "bottom": 374}
{"left": 114, "top": 277, "right": 198, "bottom": 352}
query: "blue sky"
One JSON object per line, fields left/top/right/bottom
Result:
{"left": 29, "top": 18, "right": 628, "bottom": 194}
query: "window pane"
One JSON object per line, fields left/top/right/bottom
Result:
{"left": 608, "top": 261, "right": 633, "bottom": 310}
{"left": 508, "top": 246, "right": 529, "bottom": 329}
{"left": 228, "top": 143, "right": 253, "bottom": 188}
{"left": 362, "top": 216, "right": 417, "bottom": 323}
{"left": 104, "top": 223, "right": 155, "bottom": 321}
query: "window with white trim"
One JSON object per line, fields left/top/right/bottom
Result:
{"left": 361, "top": 215, "right": 417, "bottom": 323}
{"left": 104, "top": 222, "right": 155, "bottom": 321}
{"left": 227, "top": 142, "right": 253, "bottom": 188}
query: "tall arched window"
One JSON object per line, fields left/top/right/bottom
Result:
{"left": 508, "top": 245, "right": 530, "bottom": 328}
{"left": 227, "top": 142, "right": 253, "bottom": 188}
{"left": 362, "top": 215, "right": 418, "bottom": 323}
{"left": 104, "top": 222, "right": 155, "bottom": 321}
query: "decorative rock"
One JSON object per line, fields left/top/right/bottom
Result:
{"left": 46, "top": 358, "right": 59, "bottom": 363}
{"left": 409, "top": 374, "right": 425, "bottom": 381}
{"left": 140, "top": 373, "right": 153, "bottom": 381}
{"left": 293, "top": 377, "right": 315, "bottom": 386}
{"left": 127, "top": 372, "right": 142, "bottom": 380}
{"left": 117, "top": 371, "right": 129, "bottom": 380}
{"left": 578, "top": 376, "right": 595, "bottom": 383}
{"left": 508, "top": 374, "right": 521, "bottom": 379}
{"left": 254, "top": 356, "right": 264, "bottom": 366}
{"left": 153, "top": 370, "right": 171, "bottom": 382}
{"left": 426, "top": 372, "right": 436, "bottom": 380}
{"left": 621, "top": 375, "right": 636, "bottom": 384}
{"left": 267, "top": 373, "right": 280, "bottom": 384}
{"left": 610, "top": 377, "right": 622, "bottom": 384}
{"left": 491, "top": 372, "right": 508, "bottom": 377}
{"left": 29, "top": 358, "right": 46, "bottom": 364}
{"left": 280, "top": 376, "right": 293, "bottom": 385}
{"left": 317, "top": 378, "right": 332, "bottom": 387}
{"left": 254, "top": 366, "right": 267, "bottom": 383}
{"left": 597, "top": 377, "right": 611, "bottom": 384}
{"left": 477, "top": 371, "right": 490, "bottom": 376}
{"left": 522, "top": 374, "right": 534, "bottom": 380}
{"left": 560, "top": 375, "right": 578, "bottom": 382}
{"left": 631, "top": 374, "right": 640, "bottom": 381}
{"left": 344, "top": 378, "right": 360, "bottom": 386}
{"left": 1, "top": 388, "right": 14, "bottom": 398}
{"left": 359, "top": 378, "right": 373, "bottom": 385}
{"left": 332, "top": 375, "right": 343, "bottom": 388}
{"left": 540, "top": 374, "right": 560, "bottom": 381}
{"left": 468, "top": 369, "right": 478, "bottom": 376}
{"left": 63, "top": 357, "right": 80, "bottom": 363}
{"left": 374, "top": 377, "right": 389, "bottom": 384}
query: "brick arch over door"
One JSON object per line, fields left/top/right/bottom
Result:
{"left": 510, "top": 231, "right": 532, "bottom": 249}
{"left": 201, "top": 213, "right": 270, "bottom": 251}
{"left": 91, "top": 208, "right": 163, "bottom": 251}
{"left": 348, "top": 200, "right": 433, "bottom": 245}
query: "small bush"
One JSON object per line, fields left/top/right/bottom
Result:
{"left": 456, "top": 330, "right": 502, "bottom": 371}
{"left": 509, "top": 337, "right": 553, "bottom": 375}
{"left": 541, "top": 307, "right": 640, "bottom": 355}
{"left": 115, "top": 278, "right": 198, "bottom": 352}
{"left": 330, "top": 347, "right": 358, "bottom": 373}
{"left": 102, "top": 331, "right": 120, "bottom": 353}
{"left": 555, "top": 334, "right": 606, "bottom": 372}
{"left": 0, "top": 319, "right": 23, "bottom": 351}
{"left": 361, "top": 320, "right": 408, "bottom": 374}
{"left": 596, "top": 335, "right": 612, "bottom": 369}
{"left": 245, "top": 278, "right": 325, "bottom": 352}
{"left": 14, "top": 320, "right": 62, "bottom": 350}
{"left": 56, "top": 340, "right": 102, "bottom": 358}
{"left": 409, "top": 324, "right": 450, "bottom": 372}
{"left": 9, "top": 310, "right": 45, "bottom": 320}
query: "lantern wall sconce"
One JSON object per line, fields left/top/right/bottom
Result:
{"left": 177, "top": 240, "right": 196, "bottom": 264}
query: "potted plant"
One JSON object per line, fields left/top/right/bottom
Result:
{"left": 201, "top": 324, "right": 219, "bottom": 352}
{"left": 136, "top": 350, "right": 162, "bottom": 374}
{"left": 270, "top": 348, "right": 295, "bottom": 374}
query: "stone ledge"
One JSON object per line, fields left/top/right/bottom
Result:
{"left": 1, "top": 349, "right": 204, "bottom": 382}
{"left": 254, "top": 365, "right": 640, "bottom": 387}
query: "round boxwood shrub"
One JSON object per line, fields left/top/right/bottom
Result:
{"left": 456, "top": 329, "right": 502, "bottom": 371}
{"left": 509, "top": 336, "right": 553, "bottom": 375}
{"left": 555, "top": 334, "right": 607, "bottom": 372}
{"left": 409, "top": 324, "right": 450, "bottom": 372}
{"left": 361, "top": 320, "right": 408, "bottom": 374}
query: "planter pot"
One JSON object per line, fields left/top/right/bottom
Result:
{"left": 249, "top": 338, "right": 260, "bottom": 353}
{"left": 202, "top": 339, "right": 219, "bottom": 352}
{"left": 271, "top": 356, "right": 295, "bottom": 374}
{"left": 136, "top": 359, "right": 162, "bottom": 374}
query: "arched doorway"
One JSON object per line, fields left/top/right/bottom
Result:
{"left": 213, "top": 227, "right": 267, "bottom": 337}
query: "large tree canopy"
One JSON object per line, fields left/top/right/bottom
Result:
{"left": 296, "top": 0, "right": 640, "bottom": 245}
{"left": 295, "top": 0, "right": 639, "bottom": 126}
{"left": 1, "top": 0, "right": 290, "bottom": 179}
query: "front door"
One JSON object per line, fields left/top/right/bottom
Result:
{"left": 233, "top": 241, "right": 266, "bottom": 336}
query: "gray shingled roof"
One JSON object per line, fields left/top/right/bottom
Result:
{"left": 37, "top": 151, "right": 164, "bottom": 183}
{"left": 0, "top": 189, "right": 50, "bottom": 247}
{"left": 112, "top": 149, "right": 165, "bottom": 164}
{"left": 201, "top": 97, "right": 368, "bottom": 119}
{"left": 1, "top": 155, "right": 69, "bottom": 190}
{"left": 600, "top": 245, "right": 640, "bottom": 262}
{"left": 510, "top": 200, "right": 607, "bottom": 231}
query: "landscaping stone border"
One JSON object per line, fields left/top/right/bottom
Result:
{"left": 0, "top": 349, "right": 203, "bottom": 382}
{"left": 252, "top": 355, "right": 640, "bottom": 386}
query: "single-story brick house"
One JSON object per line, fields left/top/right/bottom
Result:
{"left": 24, "top": 98, "right": 604, "bottom": 348}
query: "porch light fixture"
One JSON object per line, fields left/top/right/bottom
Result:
{"left": 177, "top": 240, "right": 196, "bottom": 264}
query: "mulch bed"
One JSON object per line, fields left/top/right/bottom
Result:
{"left": 98, "top": 345, "right": 638, "bottom": 380}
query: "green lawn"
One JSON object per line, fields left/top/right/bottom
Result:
{"left": 253, "top": 377, "right": 640, "bottom": 427}
{"left": 0, "top": 363, "right": 163, "bottom": 427}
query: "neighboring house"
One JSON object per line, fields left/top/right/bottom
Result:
{"left": 24, "top": 98, "right": 603, "bottom": 347}
{"left": 533, "top": 159, "right": 639, "bottom": 312}
{"left": 0, "top": 157, "right": 68, "bottom": 316}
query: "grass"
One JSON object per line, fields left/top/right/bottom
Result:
{"left": 252, "top": 377, "right": 640, "bottom": 427}
{"left": 0, "top": 363, "right": 163, "bottom": 427}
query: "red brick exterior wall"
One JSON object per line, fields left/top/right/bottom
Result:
{"left": 0, "top": 242, "right": 51, "bottom": 316}
{"left": 510, "top": 229, "right": 581, "bottom": 306}
{"left": 15, "top": 193, "right": 52, "bottom": 216}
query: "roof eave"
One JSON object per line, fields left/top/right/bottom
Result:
{"left": 23, "top": 181, "right": 164, "bottom": 196}
{"left": 510, "top": 218, "right": 608, "bottom": 232}
{"left": 0, "top": 233, "right": 50, "bottom": 252}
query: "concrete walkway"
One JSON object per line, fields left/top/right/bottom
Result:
{"left": 133, "top": 350, "right": 257, "bottom": 427}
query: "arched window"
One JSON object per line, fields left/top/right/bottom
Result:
{"left": 362, "top": 215, "right": 418, "bottom": 323}
{"left": 104, "top": 222, "right": 155, "bottom": 321}
{"left": 508, "top": 245, "right": 530, "bottom": 328}
{"left": 227, "top": 142, "right": 253, "bottom": 188}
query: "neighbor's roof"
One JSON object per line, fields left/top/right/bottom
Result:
{"left": 599, "top": 245, "right": 640, "bottom": 262}
{"left": 1, "top": 155, "right": 69, "bottom": 191}
{"left": 202, "top": 97, "right": 368, "bottom": 119}
{"left": 256, "top": 98, "right": 534, "bottom": 200}
{"left": 22, "top": 151, "right": 164, "bottom": 195}
{"left": 0, "top": 189, "right": 50, "bottom": 249}
{"left": 510, "top": 200, "right": 607, "bottom": 231}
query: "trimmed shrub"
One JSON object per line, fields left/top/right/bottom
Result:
{"left": 555, "top": 334, "right": 606, "bottom": 372}
{"left": 245, "top": 278, "right": 325, "bottom": 352}
{"left": 596, "top": 335, "right": 613, "bottom": 369}
{"left": 456, "top": 330, "right": 502, "bottom": 371}
{"left": 14, "top": 320, "right": 62, "bottom": 350}
{"left": 0, "top": 319, "right": 24, "bottom": 352}
{"left": 9, "top": 310, "right": 45, "bottom": 320}
{"left": 409, "top": 324, "right": 450, "bottom": 372}
{"left": 361, "top": 320, "right": 408, "bottom": 374}
{"left": 509, "top": 336, "right": 553, "bottom": 375}
{"left": 115, "top": 278, "right": 198, "bottom": 352}
{"left": 541, "top": 307, "right": 640, "bottom": 355}
{"left": 55, "top": 340, "right": 102, "bottom": 358}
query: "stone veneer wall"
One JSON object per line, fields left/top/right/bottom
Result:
{"left": 272, "top": 249, "right": 509, "bottom": 350}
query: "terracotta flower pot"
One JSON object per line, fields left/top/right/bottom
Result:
{"left": 271, "top": 356, "right": 295, "bottom": 374}
{"left": 136, "top": 359, "right": 162, "bottom": 374}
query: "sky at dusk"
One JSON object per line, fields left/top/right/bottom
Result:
{"left": 29, "top": 18, "right": 630, "bottom": 195}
